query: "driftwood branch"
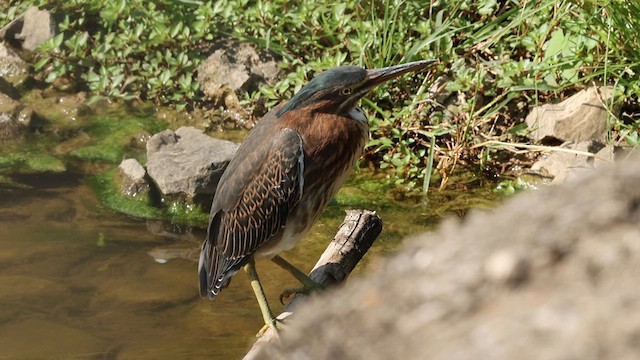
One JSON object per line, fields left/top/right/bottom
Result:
{"left": 243, "top": 209, "right": 382, "bottom": 360}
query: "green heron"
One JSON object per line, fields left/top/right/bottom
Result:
{"left": 199, "top": 59, "right": 438, "bottom": 332}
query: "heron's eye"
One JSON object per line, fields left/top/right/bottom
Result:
{"left": 340, "top": 88, "right": 352, "bottom": 96}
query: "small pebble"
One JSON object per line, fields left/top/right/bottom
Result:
{"left": 484, "top": 249, "right": 528, "bottom": 285}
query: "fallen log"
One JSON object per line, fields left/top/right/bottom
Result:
{"left": 243, "top": 209, "right": 382, "bottom": 360}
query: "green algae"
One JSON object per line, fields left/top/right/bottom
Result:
{"left": 90, "top": 168, "right": 210, "bottom": 225}
{"left": 0, "top": 152, "right": 66, "bottom": 174}
{"left": 0, "top": 174, "right": 31, "bottom": 189}
{"left": 68, "top": 117, "right": 164, "bottom": 164}
{"left": 70, "top": 144, "right": 125, "bottom": 164}
{"left": 90, "top": 168, "right": 162, "bottom": 219}
{"left": 165, "top": 201, "right": 209, "bottom": 227}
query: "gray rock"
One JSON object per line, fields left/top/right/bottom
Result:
{"left": 0, "top": 90, "right": 20, "bottom": 112}
{"left": 0, "top": 76, "right": 20, "bottom": 99}
{"left": 526, "top": 86, "right": 614, "bottom": 143}
{"left": 483, "top": 249, "right": 528, "bottom": 285}
{"left": 0, "top": 87, "right": 38, "bottom": 138}
{"left": 260, "top": 150, "right": 640, "bottom": 360}
{"left": 593, "top": 144, "right": 616, "bottom": 169}
{"left": 0, "top": 6, "right": 56, "bottom": 51}
{"left": 118, "top": 158, "right": 150, "bottom": 197}
{"left": 0, "top": 112, "right": 22, "bottom": 139}
{"left": 146, "top": 127, "right": 239, "bottom": 198}
{"left": 0, "top": 43, "right": 28, "bottom": 78}
{"left": 529, "top": 140, "right": 608, "bottom": 184}
{"left": 0, "top": 91, "right": 24, "bottom": 139}
{"left": 197, "top": 41, "right": 280, "bottom": 97}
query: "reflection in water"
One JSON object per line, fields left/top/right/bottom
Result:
{"left": 0, "top": 172, "right": 494, "bottom": 358}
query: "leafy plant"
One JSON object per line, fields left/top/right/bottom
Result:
{"left": 1, "top": 0, "right": 638, "bottom": 191}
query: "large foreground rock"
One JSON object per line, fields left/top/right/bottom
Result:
{"left": 259, "top": 152, "right": 640, "bottom": 359}
{"left": 146, "top": 127, "right": 238, "bottom": 199}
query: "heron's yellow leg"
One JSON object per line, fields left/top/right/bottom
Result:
{"left": 244, "top": 261, "right": 280, "bottom": 336}
{"left": 271, "top": 255, "right": 324, "bottom": 303}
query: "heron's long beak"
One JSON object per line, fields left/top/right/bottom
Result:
{"left": 363, "top": 59, "right": 439, "bottom": 89}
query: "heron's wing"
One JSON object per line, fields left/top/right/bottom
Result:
{"left": 199, "top": 127, "right": 304, "bottom": 298}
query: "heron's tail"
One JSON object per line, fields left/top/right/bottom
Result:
{"left": 198, "top": 240, "right": 228, "bottom": 299}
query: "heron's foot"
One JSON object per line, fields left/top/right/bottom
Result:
{"left": 257, "top": 317, "right": 284, "bottom": 337}
{"left": 279, "top": 282, "right": 323, "bottom": 304}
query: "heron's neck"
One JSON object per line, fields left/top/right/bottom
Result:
{"left": 348, "top": 106, "right": 367, "bottom": 124}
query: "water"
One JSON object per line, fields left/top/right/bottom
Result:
{"left": 0, "top": 159, "right": 498, "bottom": 359}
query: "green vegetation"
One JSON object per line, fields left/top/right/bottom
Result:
{"left": 68, "top": 116, "right": 165, "bottom": 163}
{"left": 1, "top": 0, "right": 638, "bottom": 189}
{"left": 0, "top": 152, "right": 66, "bottom": 173}
{"left": 92, "top": 169, "right": 210, "bottom": 225}
{"left": 91, "top": 168, "right": 162, "bottom": 219}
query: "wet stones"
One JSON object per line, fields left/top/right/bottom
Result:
{"left": 118, "top": 158, "right": 150, "bottom": 197}
{"left": 0, "top": 89, "right": 25, "bottom": 140}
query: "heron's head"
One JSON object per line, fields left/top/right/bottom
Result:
{"left": 276, "top": 59, "right": 439, "bottom": 117}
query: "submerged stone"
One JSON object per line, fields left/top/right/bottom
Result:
{"left": 0, "top": 112, "right": 23, "bottom": 140}
{"left": 118, "top": 158, "right": 150, "bottom": 197}
{"left": 91, "top": 168, "right": 161, "bottom": 219}
{"left": 21, "top": 90, "right": 90, "bottom": 126}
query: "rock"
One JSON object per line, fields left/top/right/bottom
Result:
{"left": 197, "top": 41, "right": 280, "bottom": 97}
{"left": 0, "top": 76, "right": 20, "bottom": 99}
{"left": 146, "top": 127, "right": 239, "bottom": 198}
{"left": 0, "top": 42, "right": 28, "bottom": 77}
{"left": 0, "top": 6, "right": 56, "bottom": 51}
{"left": 0, "top": 90, "right": 20, "bottom": 113}
{"left": 0, "top": 89, "right": 39, "bottom": 139}
{"left": 15, "top": 106, "right": 37, "bottom": 128}
{"left": 484, "top": 249, "right": 528, "bottom": 285}
{"left": 526, "top": 86, "right": 614, "bottom": 143}
{"left": 258, "top": 151, "right": 640, "bottom": 360}
{"left": 593, "top": 144, "right": 616, "bottom": 169}
{"left": 118, "top": 158, "right": 150, "bottom": 197}
{"left": 0, "top": 112, "right": 22, "bottom": 139}
{"left": 0, "top": 91, "right": 24, "bottom": 140}
{"left": 21, "top": 90, "right": 89, "bottom": 124}
{"left": 529, "top": 140, "right": 606, "bottom": 184}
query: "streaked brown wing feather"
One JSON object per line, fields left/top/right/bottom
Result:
{"left": 199, "top": 126, "right": 304, "bottom": 299}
